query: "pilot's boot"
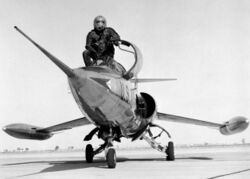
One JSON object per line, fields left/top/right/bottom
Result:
{"left": 82, "top": 50, "right": 93, "bottom": 67}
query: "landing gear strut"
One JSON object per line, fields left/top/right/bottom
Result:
{"left": 84, "top": 127, "right": 119, "bottom": 168}
{"left": 143, "top": 123, "right": 175, "bottom": 161}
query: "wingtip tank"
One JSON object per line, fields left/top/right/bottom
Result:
{"left": 219, "top": 116, "right": 249, "bottom": 135}
{"left": 3, "top": 123, "right": 53, "bottom": 140}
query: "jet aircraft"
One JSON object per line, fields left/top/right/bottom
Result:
{"left": 3, "top": 27, "right": 249, "bottom": 168}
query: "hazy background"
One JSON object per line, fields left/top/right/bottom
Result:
{"left": 1, "top": 0, "right": 250, "bottom": 151}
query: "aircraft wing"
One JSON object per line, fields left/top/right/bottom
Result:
{"left": 37, "top": 117, "right": 92, "bottom": 133}
{"left": 157, "top": 112, "right": 249, "bottom": 135}
{"left": 157, "top": 112, "right": 221, "bottom": 128}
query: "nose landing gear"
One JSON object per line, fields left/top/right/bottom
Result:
{"left": 84, "top": 127, "right": 119, "bottom": 168}
{"left": 85, "top": 139, "right": 117, "bottom": 168}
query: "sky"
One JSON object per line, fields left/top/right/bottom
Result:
{"left": 1, "top": 0, "right": 250, "bottom": 151}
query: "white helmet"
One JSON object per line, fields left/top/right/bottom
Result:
{"left": 93, "top": 15, "right": 107, "bottom": 31}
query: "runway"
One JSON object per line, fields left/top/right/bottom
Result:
{"left": 1, "top": 145, "right": 250, "bottom": 179}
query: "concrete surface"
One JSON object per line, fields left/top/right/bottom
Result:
{"left": 1, "top": 145, "right": 250, "bottom": 179}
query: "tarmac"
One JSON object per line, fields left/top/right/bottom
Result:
{"left": 1, "top": 145, "right": 250, "bottom": 179}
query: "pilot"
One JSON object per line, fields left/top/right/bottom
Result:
{"left": 82, "top": 15, "right": 121, "bottom": 67}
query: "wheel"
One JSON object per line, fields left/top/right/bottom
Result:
{"left": 106, "top": 148, "right": 116, "bottom": 168}
{"left": 85, "top": 144, "right": 94, "bottom": 163}
{"left": 166, "top": 141, "right": 175, "bottom": 161}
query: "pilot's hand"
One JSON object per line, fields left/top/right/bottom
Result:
{"left": 110, "top": 38, "right": 119, "bottom": 46}
{"left": 113, "top": 40, "right": 120, "bottom": 46}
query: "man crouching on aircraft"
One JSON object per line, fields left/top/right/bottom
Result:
{"left": 82, "top": 15, "right": 121, "bottom": 68}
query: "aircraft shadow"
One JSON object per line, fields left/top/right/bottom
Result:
{"left": 2, "top": 156, "right": 213, "bottom": 178}
{"left": 116, "top": 156, "right": 213, "bottom": 161}
{"left": 177, "top": 157, "right": 213, "bottom": 160}
{"left": 2, "top": 156, "right": 212, "bottom": 167}
{"left": 3, "top": 155, "right": 212, "bottom": 166}
{"left": 3, "top": 158, "right": 110, "bottom": 179}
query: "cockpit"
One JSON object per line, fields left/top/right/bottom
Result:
{"left": 84, "top": 40, "right": 143, "bottom": 80}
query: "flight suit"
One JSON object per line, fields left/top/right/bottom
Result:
{"left": 83, "top": 27, "right": 120, "bottom": 67}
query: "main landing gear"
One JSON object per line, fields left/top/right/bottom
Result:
{"left": 85, "top": 144, "right": 94, "bottom": 163}
{"left": 143, "top": 123, "right": 175, "bottom": 161}
{"left": 84, "top": 127, "right": 120, "bottom": 168}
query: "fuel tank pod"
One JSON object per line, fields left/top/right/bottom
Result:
{"left": 3, "top": 123, "right": 52, "bottom": 140}
{"left": 219, "top": 116, "right": 249, "bottom": 135}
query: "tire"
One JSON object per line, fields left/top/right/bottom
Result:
{"left": 106, "top": 148, "right": 116, "bottom": 168}
{"left": 166, "top": 141, "right": 175, "bottom": 161}
{"left": 85, "top": 144, "right": 94, "bottom": 163}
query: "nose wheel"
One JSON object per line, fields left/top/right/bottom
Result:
{"left": 106, "top": 147, "right": 116, "bottom": 168}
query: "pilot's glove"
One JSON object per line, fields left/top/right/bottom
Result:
{"left": 113, "top": 40, "right": 119, "bottom": 46}
{"left": 110, "top": 37, "right": 120, "bottom": 46}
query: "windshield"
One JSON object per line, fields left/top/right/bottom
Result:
{"left": 118, "top": 40, "right": 143, "bottom": 79}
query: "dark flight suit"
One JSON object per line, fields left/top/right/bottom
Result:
{"left": 83, "top": 27, "right": 120, "bottom": 67}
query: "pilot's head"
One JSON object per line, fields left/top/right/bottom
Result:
{"left": 93, "top": 15, "right": 107, "bottom": 31}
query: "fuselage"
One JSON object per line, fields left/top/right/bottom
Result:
{"left": 68, "top": 66, "right": 150, "bottom": 138}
